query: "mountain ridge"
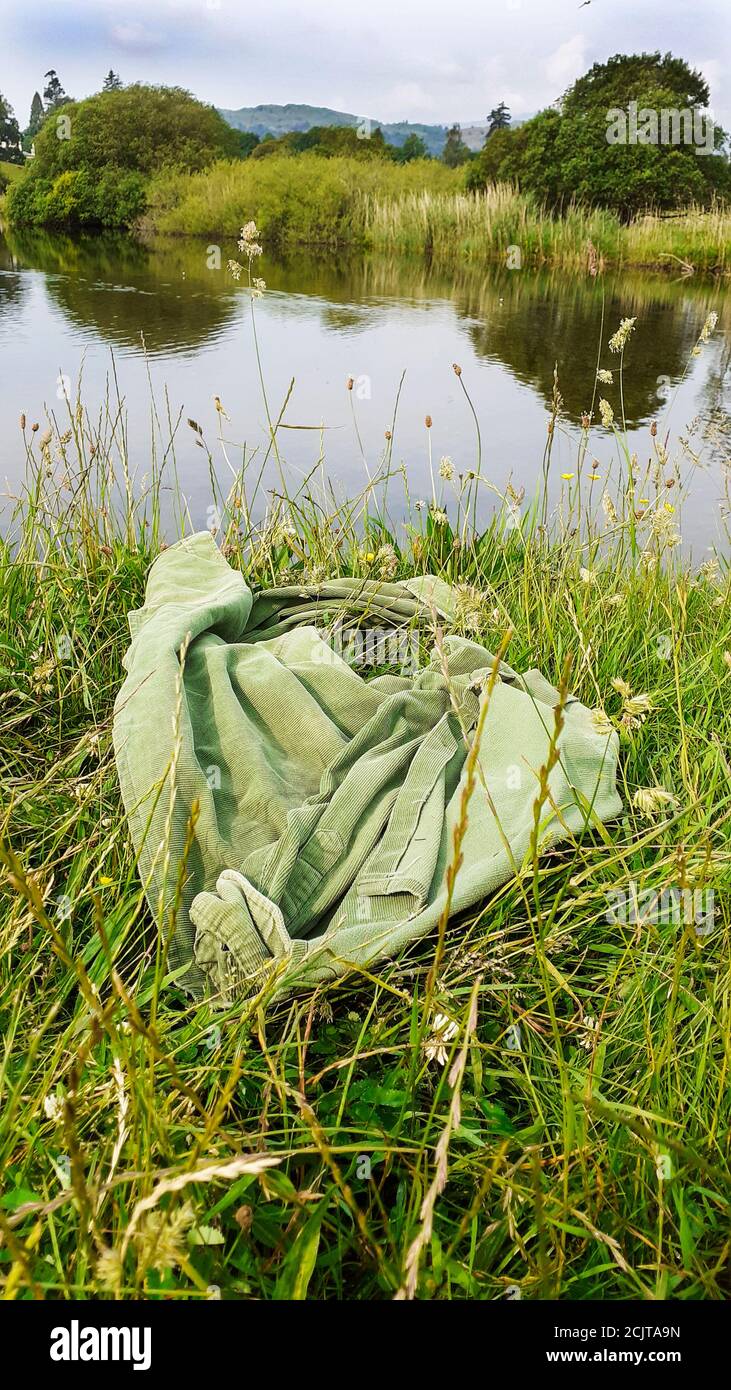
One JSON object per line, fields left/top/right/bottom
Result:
{"left": 217, "top": 102, "right": 494, "bottom": 155}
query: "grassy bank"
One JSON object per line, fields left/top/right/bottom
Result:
{"left": 1, "top": 293, "right": 731, "bottom": 1299}
{"left": 142, "top": 154, "right": 731, "bottom": 273}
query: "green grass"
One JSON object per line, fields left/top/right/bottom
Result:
{"left": 0, "top": 161, "right": 24, "bottom": 183}
{"left": 1, "top": 298, "right": 731, "bottom": 1301}
{"left": 142, "top": 154, "right": 731, "bottom": 273}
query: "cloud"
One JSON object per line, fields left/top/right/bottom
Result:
{"left": 110, "top": 22, "right": 164, "bottom": 52}
{"left": 545, "top": 35, "right": 588, "bottom": 97}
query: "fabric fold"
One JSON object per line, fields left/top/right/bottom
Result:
{"left": 113, "top": 531, "right": 623, "bottom": 1002}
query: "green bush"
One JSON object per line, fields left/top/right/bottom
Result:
{"left": 7, "top": 165, "right": 147, "bottom": 227}
{"left": 145, "top": 153, "right": 458, "bottom": 242}
{"left": 30, "top": 84, "right": 238, "bottom": 180}
{"left": 6, "top": 84, "right": 238, "bottom": 229}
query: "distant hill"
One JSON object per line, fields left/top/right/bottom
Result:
{"left": 218, "top": 103, "right": 450, "bottom": 156}
{"left": 218, "top": 104, "right": 534, "bottom": 156}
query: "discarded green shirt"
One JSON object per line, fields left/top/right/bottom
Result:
{"left": 113, "top": 532, "right": 622, "bottom": 1001}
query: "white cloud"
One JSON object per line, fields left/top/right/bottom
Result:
{"left": 110, "top": 22, "right": 164, "bottom": 52}
{"left": 545, "top": 35, "right": 588, "bottom": 97}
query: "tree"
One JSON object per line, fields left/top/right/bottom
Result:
{"left": 27, "top": 84, "right": 239, "bottom": 179}
{"left": 392, "top": 132, "right": 428, "bottom": 163}
{"left": 102, "top": 70, "right": 123, "bottom": 92}
{"left": 486, "top": 102, "right": 511, "bottom": 138}
{"left": 25, "top": 92, "right": 45, "bottom": 148}
{"left": 43, "top": 70, "right": 69, "bottom": 110}
{"left": 467, "top": 52, "right": 730, "bottom": 213}
{"left": 0, "top": 91, "right": 23, "bottom": 164}
{"left": 7, "top": 84, "right": 241, "bottom": 229}
{"left": 442, "top": 123, "right": 471, "bottom": 167}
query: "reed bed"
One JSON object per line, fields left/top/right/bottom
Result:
{"left": 143, "top": 155, "right": 731, "bottom": 273}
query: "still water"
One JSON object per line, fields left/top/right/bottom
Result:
{"left": 1, "top": 227, "right": 729, "bottom": 552}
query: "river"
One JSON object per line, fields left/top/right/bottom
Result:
{"left": 1, "top": 227, "right": 729, "bottom": 553}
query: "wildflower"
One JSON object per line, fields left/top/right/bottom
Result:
{"left": 578, "top": 1013, "right": 599, "bottom": 1051}
{"left": 227, "top": 258, "right": 243, "bottom": 281}
{"left": 431, "top": 508, "right": 448, "bottom": 526}
{"left": 664, "top": 502, "right": 675, "bottom": 514}
{"left": 599, "top": 399, "right": 614, "bottom": 428}
{"left": 699, "top": 311, "right": 718, "bottom": 343}
{"left": 43, "top": 1093, "right": 64, "bottom": 1123}
{"left": 588, "top": 472, "right": 601, "bottom": 481}
{"left": 638, "top": 497, "right": 650, "bottom": 506}
{"left": 596, "top": 368, "right": 614, "bottom": 384}
{"left": 633, "top": 786, "right": 680, "bottom": 820}
{"left": 561, "top": 472, "right": 575, "bottom": 480}
{"left": 579, "top": 567, "right": 597, "bottom": 584}
{"left": 439, "top": 455, "right": 454, "bottom": 481}
{"left": 423, "top": 1011, "right": 459, "bottom": 1066}
{"left": 608, "top": 316, "right": 637, "bottom": 353}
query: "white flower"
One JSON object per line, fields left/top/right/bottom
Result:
{"left": 44, "top": 1093, "right": 64, "bottom": 1122}
{"left": 431, "top": 509, "right": 448, "bottom": 526}
{"left": 599, "top": 398, "right": 614, "bottom": 428}
{"left": 596, "top": 368, "right": 614, "bottom": 384}
{"left": 423, "top": 1011, "right": 459, "bottom": 1067}
{"left": 439, "top": 455, "right": 455, "bottom": 480}
{"left": 699, "top": 311, "right": 718, "bottom": 343}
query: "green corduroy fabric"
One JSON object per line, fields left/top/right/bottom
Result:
{"left": 113, "top": 532, "right": 623, "bottom": 1001}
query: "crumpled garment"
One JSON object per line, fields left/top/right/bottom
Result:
{"left": 113, "top": 532, "right": 622, "bottom": 1001}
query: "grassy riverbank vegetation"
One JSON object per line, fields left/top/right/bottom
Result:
{"left": 143, "top": 157, "right": 731, "bottom": 273}
{"left": 1, "top": 291, "right": 730, "bottom": 1299}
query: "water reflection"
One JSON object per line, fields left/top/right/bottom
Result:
{"left": 1, "top": 226, "right": 728, "bottom": 547}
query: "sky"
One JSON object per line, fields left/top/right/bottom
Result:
{"left": 1, "top": 0, "right": 729, "bottom": 131}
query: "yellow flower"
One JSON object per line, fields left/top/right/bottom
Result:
{"left": 664, "top": 503, "right": 675, "bottom": 514}
{"left": 638, "top": 497, "right": 650, "bottom": 505}
{"left": 588, "top": 472, "right": 601, "bottom": 480}
{"left": 561, "top": 472, "right": 575, "bottom": 480}
{"left": 98, "top": 874, "right": 115, "bottom": 886}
